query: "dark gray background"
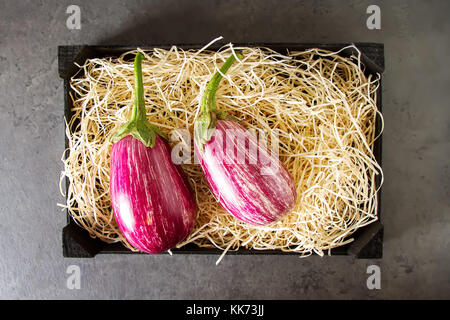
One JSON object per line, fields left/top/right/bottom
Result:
{"left": 0, "top": 0, "right": 448, "bottom": 299}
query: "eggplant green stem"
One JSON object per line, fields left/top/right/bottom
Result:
{"left": 110, "top": 52, "right": 167, "bottom": 148}
{"left": 130, "top": 52, "right": 146, "bottom": 122}
{"left": 194, "top": 53, "right": 243, "bottom": 151}
{"left": 201, "top": 53, "right": 243, "bottom": 114}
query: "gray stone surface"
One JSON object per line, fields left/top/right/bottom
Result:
{"left": 0, "top": 0, "right": 449, "bottom": 299}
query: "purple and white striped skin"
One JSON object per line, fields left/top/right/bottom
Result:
{"left": 195, "top": 119, "right": 296, "bottom": 226}
{"left": 110, "top": 135, "right": 197, "bottom": 253}
{"left": 109, "top": 53, "right": 197, "bottom": 253}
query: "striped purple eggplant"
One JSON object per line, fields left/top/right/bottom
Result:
{"left": 109, "top": 53, "right": 197, "bottom": 253}
{"left": 194, "top": 54, "right": 296, "bottom": 226}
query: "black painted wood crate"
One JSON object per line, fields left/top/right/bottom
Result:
{"left": 58, "top": 43, "right": 384, "bottom": 258}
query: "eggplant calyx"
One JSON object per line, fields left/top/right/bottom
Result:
{"left": 194, "top": 110, "right": 217, "bottom": 152}
{"left": 111, "top": 119, "right": 167, "bottom": 148}
{"left": 194, "top": 52, "right": 243, "bottom": 152}
{"left": 110, "top": 52, "right": 167, "bottom": 148}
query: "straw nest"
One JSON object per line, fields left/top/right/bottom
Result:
{"left": 60, "top": 42, "right": 383, "bottom": 261}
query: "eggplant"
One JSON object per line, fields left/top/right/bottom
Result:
{"left": 109, "top": 53, "right": 197, "bottom": 253}
{"left": 194, "top": 54, "right": 297, "bottom": 226}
